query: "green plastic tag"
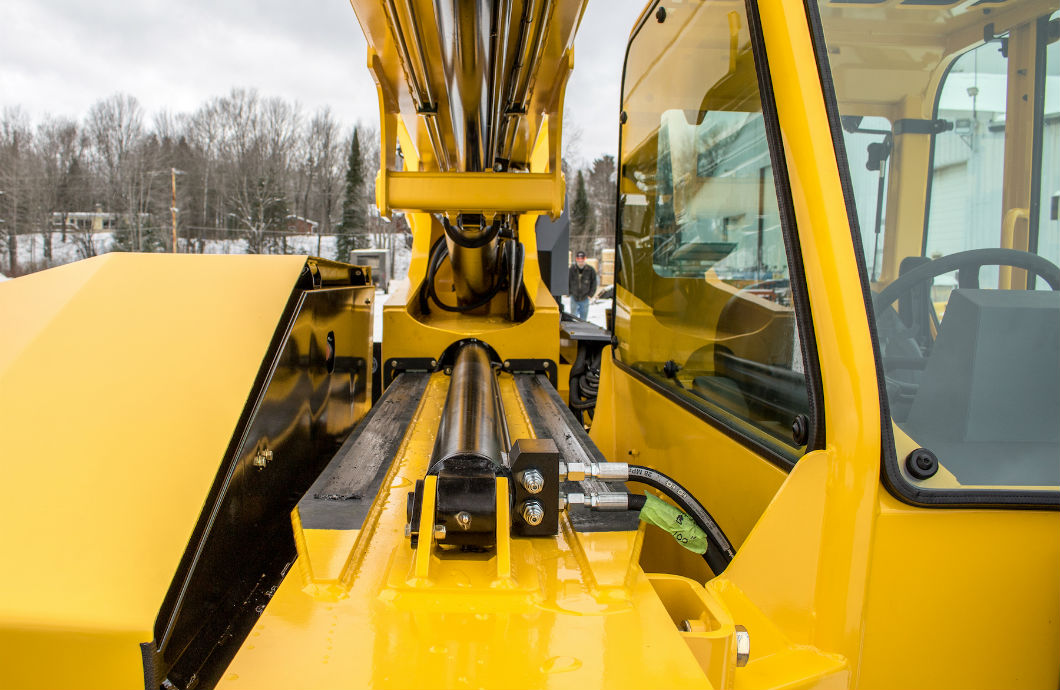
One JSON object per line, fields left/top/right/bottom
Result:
{"left": 637, "top": 493, "right": 708, "bottom": 554}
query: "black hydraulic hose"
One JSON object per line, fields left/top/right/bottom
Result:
{"left": 628, "top": 493, "right": 646, "bottom": 510}
{"left": 507, "top": 239, "right": 524, "bottom": 321}
{"left": 419, "top": 235, "right": 449, "bottom": 314}
{"left": 627, "top": 465, "right": 735, "bottom": 575}
{"left": 442, "top": 216, "right": 502, "bottom": 249}
{"left": 423, "top": 235, "right": 506, "bottom": 313}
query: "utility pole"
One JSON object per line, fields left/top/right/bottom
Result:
{"left": 170, "top": 168, "right": 184, "bottom": 252}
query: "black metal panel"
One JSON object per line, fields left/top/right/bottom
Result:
{"left": 383, "top": 357, "right": 438, "bottom": 388}
{"left": 561, "top": 316, "right": 613, "bottom": 343}
{"left": 502, "top": 358, "right": 558, "bottom": 387}
{"left": 151, "top": 282, "right": 372, "bottom": 689}
{"left": 536, "top": 212, "right": 570, "bottom": 298}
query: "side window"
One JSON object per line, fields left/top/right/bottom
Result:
{"left": 1038, "top": 11, "right": 1060, "bottom": 284}
{"left": 815, "top": 0, "right": 1059, "bottom": 501}
{"left": 615, "top": 0, "right": 817, "bottom": 463}
{"left": 924, "top": 41, "right": 1011, "bottom": 293}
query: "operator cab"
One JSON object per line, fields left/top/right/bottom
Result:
{"left": 823, "top": 1, "right": 1060, "bottom": 491}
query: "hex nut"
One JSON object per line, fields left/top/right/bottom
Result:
{"left": 521, "top": 500, "right": 545, "bottom": 526}
{"left": 564, "top": 461, "right": 587, "bottom": 481}
{"left": 519, "top": 468, "right": 545, "bottom": 494}
{"left": 735, "top": 625, "right": 750, "bottom": 667}
{"left": 253, "top": 448, "right": 273, "bottom": 469}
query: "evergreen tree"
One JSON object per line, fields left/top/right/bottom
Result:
{"left": 570, "top": 169, "right": 593, "bottom": 246}
{"left": 336, "top": 128, "right": 368, "bottom": 261}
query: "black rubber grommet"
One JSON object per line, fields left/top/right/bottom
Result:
{"left": 791, "top": 414, "right": 810, "bottom": 446}
{"left": 656, "top": 6, "right": 666, "bottom": 22}
{"left": 905, "top": 448, "right": 939, "bottom": 480}
{"left": 662, "top": 359, "right": 679, "bottom": 378}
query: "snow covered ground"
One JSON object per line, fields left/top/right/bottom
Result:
{"left": 3, "top": 232, "right": 411, "bottom": 279}
{"left": 583, "top": 297, "right": 610, "bottom": 330}
{"left": 6, "top": 234, "right": 609, "bottom": 339}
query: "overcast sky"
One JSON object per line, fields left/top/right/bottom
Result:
{"left": 0, "top": 0, "right": 644, "bottom": 165}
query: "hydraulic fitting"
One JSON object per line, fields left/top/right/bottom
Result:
{"left": 560, "top": 491, "right": 631, "bottom": 511}
{"left": 560, "top": 461, "right": 587, "bottom": 481}
{"left": 559, "top": 461, "right": 630, "bottom": 482}
{"left": 593, "top": 462, "right": 629, "bottom": 481}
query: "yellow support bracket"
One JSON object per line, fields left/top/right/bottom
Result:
{"left": 378, "top": 170, "right": 565, "bottom": 219}
{"left": 493, "top": 476, "right": 513, "bottom": 586}
{"left": 410, "top": 475, "right": 438, "bottom": 584}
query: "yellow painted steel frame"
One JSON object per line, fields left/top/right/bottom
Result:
{"left": 219, "top": 372, "right": 745, "bottom": 689}
{"left": 591, "top": 0, "right": 1060, "bottom": 688}
{"left": 353, "top": 0, "right": 579, "bottom": 369}
{"left": 381, "top": 116, "right": 561, "bottom": 371}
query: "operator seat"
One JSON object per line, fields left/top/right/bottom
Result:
{"left": 900, "top": 288, "right": 1060, "bottom": 486}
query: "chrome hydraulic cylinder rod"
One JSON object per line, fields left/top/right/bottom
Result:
{"left": 429, "top": 341, "right": 509, "bottom": 470}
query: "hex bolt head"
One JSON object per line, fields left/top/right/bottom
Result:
{"left": 564, "top": 461, "right": 587, "bottom": 481}
{"left": 521, "top": 500, "right": 545, "bottom": 526}
{"left": 519, "top": 468, "right": 545, "bottom": 494}
{"left": 252, "top": 448, "right": 273, "bottom": 469}
{"left": 433, "top": 524, "right": 447, "bottom": 540}
{"left": 734, "top": 625, "right": 750, "bottom": 667}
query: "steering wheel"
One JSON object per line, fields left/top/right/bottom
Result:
{"left": 874, "top": 248, "right": 1060, "bottom": 312}
{"left": 873, "top": 249, "right": 1060, "bottom": 407}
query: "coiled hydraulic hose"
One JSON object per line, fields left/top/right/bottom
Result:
{"left": 627, "top": 465, "right": 735, "bottom": 575}
{"left": 420, "top": 235, "right": 505, "bottom": 313}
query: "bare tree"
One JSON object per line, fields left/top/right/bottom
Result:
{"left": 306, "top": 107, "right": 343, "bottom": 254}
{"left": 85, "top": 93, "right": 147, "bottom": 251}
{"left": 586, "top": 154, "right": 616, "bottom": 250}
{"left": 86, "top": 94, "right": 144, "bottom": 204}
{"left": 1, "top": 88, "right": 383, "bottom": 272}
{"left": 34, "top": 117, "right": 82, "bottom": 263}
{"left": 220, "top": 90, "right": 300, "bottom": 253}
{"left": 0, "top": 107, "right": 34, "bottom": 274}
{"left": 186, "top": 98, "right": 225, "bottom": 240}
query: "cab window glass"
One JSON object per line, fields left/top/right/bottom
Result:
{"left": 616, "top": 0, "right": 814, "bottom": 463}
{"left": 815, "top": 0, "right": 1059, "bottom": 499}
{"left": 1038, "top": 10, "right": 1060, "bottom": 286}
{"left": 839, "top": 116, "right": 893, "bottom": 281}
{"left": 924, "top": 41, "right": 1011, "bottom": 291}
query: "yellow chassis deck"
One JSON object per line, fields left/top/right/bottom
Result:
{"left": 219, "top": 373, "right": 735, "bottom": 689}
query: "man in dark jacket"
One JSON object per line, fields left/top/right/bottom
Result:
{"left": 568, "top": 251, "right": 597, "bottom": 320}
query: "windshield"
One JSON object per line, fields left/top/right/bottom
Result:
{"left": 615, "top": 0, "right": 818, "bottom": 464}
{"left": 816, "top": 0, "right": 1059, "bottom": 497}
